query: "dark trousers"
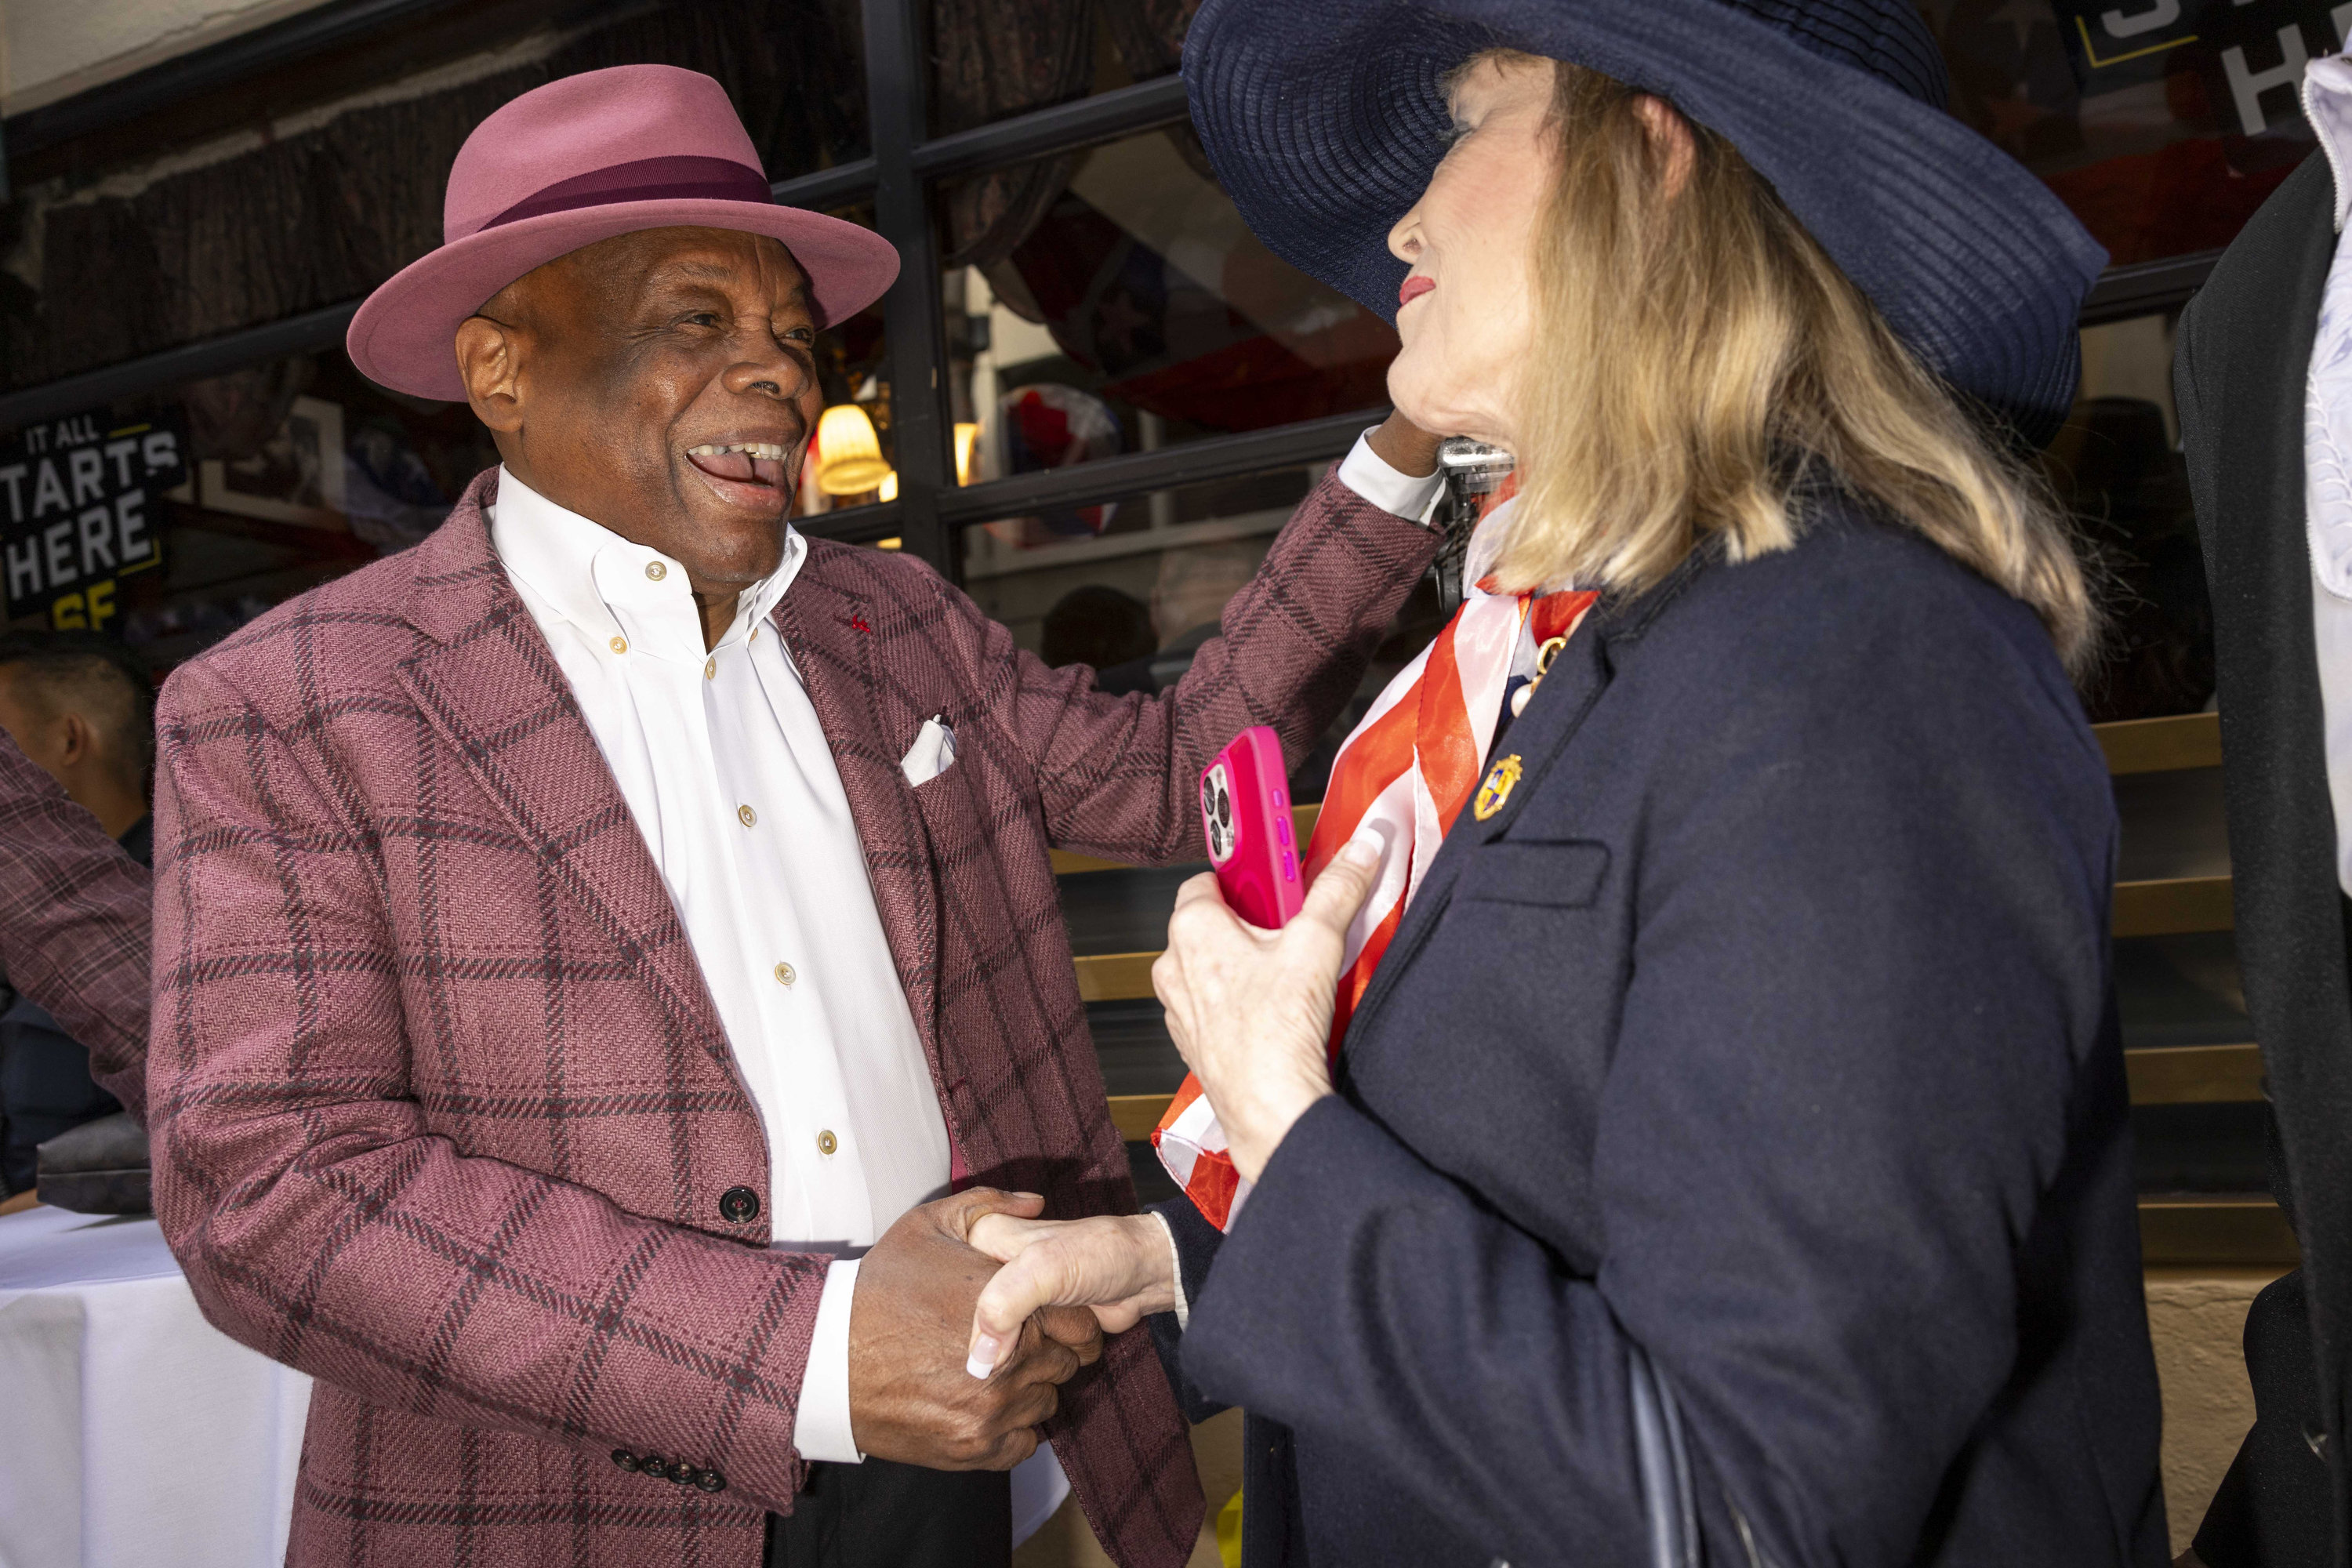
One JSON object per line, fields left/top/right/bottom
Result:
{"left": 764, "top": 1458, "right": 1011, "bottom": 1568}
{"left": 2194, "top": 1269, "right": 2332, "bottom": 1566}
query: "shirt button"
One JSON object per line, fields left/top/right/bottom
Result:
{"left": 774, "top": 961, "right": 796, "bottom": 986}
{"left": 718, "top": 1186, "right": 760, "bottom": 1223}
{"left": 816, "top": 1129, "right": 838, "bottom": 1156}
{"left": 705, "top": 657, "right": 717, "bottom": 680}
{"left": 609, "top": 635, "right": 628, "bottom": 655}
{"left": 738, "top": 804, "right": 757, "bottom": 828}
{"left": 645, "top": 561, "right": 667, "bottom": 581}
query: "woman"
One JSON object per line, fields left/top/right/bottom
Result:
{"left": 967, "top": 2, "right": 2165, "bottom": 1563}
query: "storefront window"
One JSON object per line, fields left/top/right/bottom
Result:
{"left": 936, "top": 128, "right": 1398, "bottom": 501}
{"left": 1926, "top": 0, "right": 2339, "bottom": 266}
{"left": 927, "top": 0, "right": 1193, "bottom": 137}
{"left": 2046, "top": 311, "right": 2212, "bottom": 721}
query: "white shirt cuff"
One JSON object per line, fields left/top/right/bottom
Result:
{"left": 1152, "top": 1211, "right": 1190, "bottom": 1331}
{"left": 1336, "top": 429, "right": 1446, "bottom": 528}
{"left": 792, "top": 1257, "right": 866, "bottom": 1463}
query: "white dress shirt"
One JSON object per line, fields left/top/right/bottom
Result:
{"left": 2302, "top": 57, "right": 2352, "bottom": 895}
{"left": 488, "top": 468, "right": 949, "bottom": 1463}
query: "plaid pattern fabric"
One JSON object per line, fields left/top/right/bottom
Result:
{"left": 0, "top": 733, "right": 149, "bottom": 1123}
{"left": 151, "top": 465, "right": 1438, "bottom": 1568}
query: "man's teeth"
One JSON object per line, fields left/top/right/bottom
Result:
{"left": 687, "top": 443, "right": 791, "bottom": 459}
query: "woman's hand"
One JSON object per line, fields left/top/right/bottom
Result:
{"left": 964, "top": 1212, "right": 1178, "bottom": 1377}
{"left": 1152, "top": 837, "right": 1382, "bottom": 1184}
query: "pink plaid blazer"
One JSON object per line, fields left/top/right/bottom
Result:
{"left": 0, "top": 734, "right": 148, "bottom": 1122}
{"left": 151, "top": 466, "right": 1438, "bottom": 1567}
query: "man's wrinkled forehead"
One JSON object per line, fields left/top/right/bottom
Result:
{"left": 511, "top": 226, "right": 814, "bottom": 320}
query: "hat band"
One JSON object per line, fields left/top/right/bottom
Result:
{"left": 468, "top": 154, "right": 775, "bottom": 235}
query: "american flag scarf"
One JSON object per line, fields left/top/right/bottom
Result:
{"left": 1152, "top": 497, "right": 1599, "bottom": 1229}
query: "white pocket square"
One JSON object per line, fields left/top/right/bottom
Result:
{"left": 901, "top": 716, "right": 957, "bottom": 786}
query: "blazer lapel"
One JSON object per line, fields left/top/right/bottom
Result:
{"left": 1339, "top": 555, "right": 1704, "bottom": 1056}
{"left": 393, "top": 473, "right": 733, "bottom": 1067}
{"left": 771, "top": 544, "right": 947, "bottom": 1082}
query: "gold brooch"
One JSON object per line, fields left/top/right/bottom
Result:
{"left": 1473, "top": 753, "right": 1523, "bottom": 822}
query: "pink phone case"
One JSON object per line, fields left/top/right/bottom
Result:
{"left": 1200, "top": 725, "right": 1305, "bottom": 928}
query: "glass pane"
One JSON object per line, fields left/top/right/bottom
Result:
{"left": 561, "top": 0, "right": 870, "bottom": 176}
{"left": 961, "top": 460, "right": 1444, "bottom": 803}
{"left": 2042, "top": 312, "right": 2212, "bottom": 721}
{"left": 797, "top": 201, "right": 897, "bottom": 517}
{"left": 929, "top": 0, "right": 1197, "bottom": 137}
{"left": 934, "top": 128, "right": 1397, "bottom": 495}
{"left": 1924, "top": 0, "right": 2336, "bottom": 265}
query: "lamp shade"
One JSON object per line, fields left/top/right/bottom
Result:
{"left": 878, "top": 471, "right": 899, "bottom": 503}
{"left": 953, "top": 423, "right": 980, "bottom": 486}
{"left": 816, "top": 404, "right": 891, "bottom": 495}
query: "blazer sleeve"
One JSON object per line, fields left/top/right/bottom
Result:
{"left": 1178, "top": 576, "right": 2118, "bottom": 1566}
{"left": 961, "top": 470, "right": 1440, "bottom": 864}
{"left": 149, "top": 660, "right": 830, "bottom": 1512}
{"left": 0, "top": 731, "right": 149, "bottom": 1122}
{"left": 1144, "top": 1196, "right": 1229, "bottom": 1424}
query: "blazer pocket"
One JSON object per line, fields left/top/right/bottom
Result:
{"left": 1458, "top": 838, "right": 1612, "bottom": 909}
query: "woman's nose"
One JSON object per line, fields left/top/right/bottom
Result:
{"left": 1388, "top": 205, "right": 1424, "bottom": 264}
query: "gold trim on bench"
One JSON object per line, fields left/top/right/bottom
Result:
{"left": 1074, "top": 951, "right": 1160, "bottom": 1003}
{"left": 2139, "top": 1195, "right": 2299, "bottom": 1267}
{"left": 1053, "top": 804, "right": 1325, "bottom": 876}
{"left": 2112, "top": 876, "right": 2233, "bottom": 937}
{"left": 2095, "top": 712, "right": 2221, "bottom": 776}
{"left": 1109, "top": 1093, "right": 1176, "bottom": 1141}
{"left": 2125, "top": 1043, "right": 2263, "bottom": 1105}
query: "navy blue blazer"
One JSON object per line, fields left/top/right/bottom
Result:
{"left": 1149, "top": 500, "right": 2167, "bottom": 1566}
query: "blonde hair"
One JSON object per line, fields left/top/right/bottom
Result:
{"left": 1472, "top": 54, "right": 2097, "bottom": 670}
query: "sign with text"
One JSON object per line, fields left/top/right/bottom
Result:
{"left": 1, "top": 409, "right": 186, "bottom": 629}
{"left": 2052, "top": 0, "right": 2352, "bottom": 136}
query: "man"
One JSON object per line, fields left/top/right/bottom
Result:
{"left": 0, "top": 632, "right": 154, "bottom": 1192}
{"left": 2176, "top": 54, "right": 2352, "bottom": 1568}
{"left": 0, "top": 731, "right": 147, "bottom": 1148}
{"left": 148, "top": 64, "right": 1443, "bottom": 1568}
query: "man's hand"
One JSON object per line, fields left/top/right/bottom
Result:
{"left": 847, "top": 1189, "right": 1104, "bottom": 1469}
{"left": 1365, "top": 409, "right": 1445, "bottom": 478}
{"left": 964, "top": 1212, "right": 1180, "bottom": 1377}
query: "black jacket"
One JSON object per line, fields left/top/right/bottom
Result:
{"left": 2176, "top": 147, "right": 2352, "bottom": 1566}
{"left": 1150, "top": 502, "right": 2166, "bottom": 1566}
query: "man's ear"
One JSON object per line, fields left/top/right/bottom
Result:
{"left": 54, "top": 710, "right": 93, "bottom": 768}
{"left": 454, "top": 314, "right": 527, "bottom": 436}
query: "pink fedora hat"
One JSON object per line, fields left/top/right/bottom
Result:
{"left": 347, "top": 64, "right": 898, "bottom": 401}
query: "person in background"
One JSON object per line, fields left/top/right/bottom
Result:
{"left": 1100, "top": 546, "right": 1257, "bottom": 695}
{"left": 960, "top": 2, "right": 2168, "bottom": 1563}
{"left": 1040, "top": 583, "right": 1156, "bottom": 695}
{"left": 2170, "top": 50, "right": 2352, "bottom": 1568}
{"left": 0, "top": 632, "right": 154, "bottom": 1194}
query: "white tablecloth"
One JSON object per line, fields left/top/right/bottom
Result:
{"left": 0, "top": 1205, "right": 310, "bottom": 1568}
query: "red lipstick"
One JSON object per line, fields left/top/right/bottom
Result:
{"left": 1399, "top": 276, "right": 1434, "bottom": 307}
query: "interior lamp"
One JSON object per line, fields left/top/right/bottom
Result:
{"left": 815, "top": 404, "right": 891, "bottom": 495}
{"left": 878, "top": 471, "right": 899, "bottom": 503}
{"left": 954, "top": 423, "right": 980, "bottom": 486}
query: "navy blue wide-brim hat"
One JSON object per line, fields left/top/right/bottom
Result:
{"left": 1181, "top": 0, "right": 2108, "bottom": 445}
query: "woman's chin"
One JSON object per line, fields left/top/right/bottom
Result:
{"left": 1385, "top": 372, "right": 1507, "bottom": 453}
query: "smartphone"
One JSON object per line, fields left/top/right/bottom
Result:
{"left": 1200, "top": 725, "right": 1305, "bottom": 928}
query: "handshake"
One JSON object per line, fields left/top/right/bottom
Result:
{"left": 844, "top": 1186, "right": 1179, "bottom": 1470}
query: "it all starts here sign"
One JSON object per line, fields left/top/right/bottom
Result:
{"left": 2, "top": 409, "right": 187, "bottom": 630}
